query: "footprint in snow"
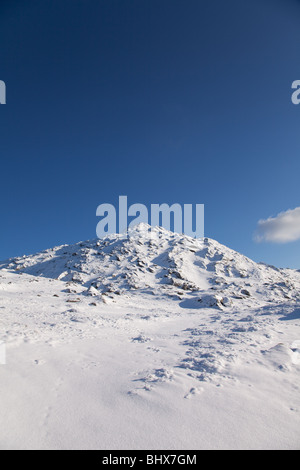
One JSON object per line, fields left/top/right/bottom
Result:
{"left": 131, "top": 367, "right": 174, "bottom": 394}
{"left": 290, "top": 340, "right": 300, "bottom": 365}
{"left": 34, "top": 359, "right": 46, "bottom": 366}
{"left": 184, "top": 387, "right": 204, "bottom": 399}
{"left": 131, "top": 334, "right": 152, "bottom": 343}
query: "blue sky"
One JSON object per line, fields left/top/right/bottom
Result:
{"left": 0, "top": 0, "right": 299, "bottom": 268}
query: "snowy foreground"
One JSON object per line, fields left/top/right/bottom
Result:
{"left": 0, "top": 225, "right": 300, "bottom": 450}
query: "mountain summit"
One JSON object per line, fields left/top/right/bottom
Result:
{"left": 1, "top": 224, "right": 299, "bottom": 309}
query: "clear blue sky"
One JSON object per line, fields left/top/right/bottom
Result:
{"left": 0, "top": 0, "right": 299, "bottom": 268}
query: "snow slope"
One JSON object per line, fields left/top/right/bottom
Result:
{"left": 0, "top": 224, "right": 299, "bottom": 449}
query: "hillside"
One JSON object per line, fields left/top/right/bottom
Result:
{"left": 0, "top": 225, "right": 299, "bottom": 449}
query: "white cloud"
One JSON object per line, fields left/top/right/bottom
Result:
{"left": 254, "top": 207, "right": 300, "bottom": 244}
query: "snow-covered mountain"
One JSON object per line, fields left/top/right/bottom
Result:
{"left": 1, "top": 224, "right": 299, "bottom": 309}
{"left": 0, "top": 225, "right": 300, "bottom": 450}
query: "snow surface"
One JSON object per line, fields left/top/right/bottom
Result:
{"left": 0, "top": 224, "right": 299, "bottom": 449}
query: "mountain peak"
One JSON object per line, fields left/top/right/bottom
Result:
{"left": 1, "top": 227, "right": 300, "bottom": 309}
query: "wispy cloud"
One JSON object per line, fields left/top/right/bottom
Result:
{"left": 254, "top": 207, "right": 300, "bottom": 243}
